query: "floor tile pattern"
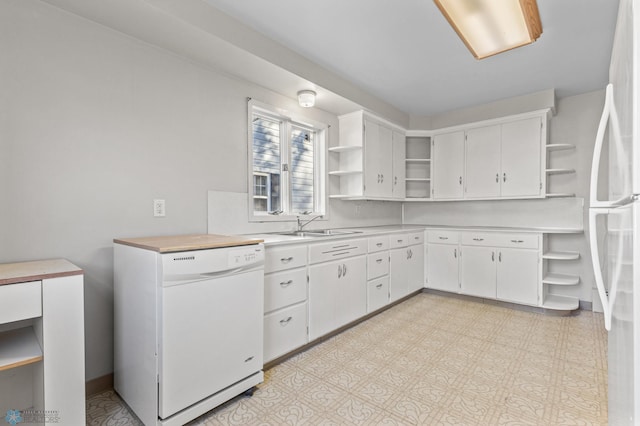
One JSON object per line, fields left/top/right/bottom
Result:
{"left": 87, "top": 293, "right": 608, "bottom": 425}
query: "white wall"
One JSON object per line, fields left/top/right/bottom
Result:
{"left": 1, "top": 0, "right": 399, "bottom": 381}
{"left": 404, "top": 90, "right": 606, "bottom": 303}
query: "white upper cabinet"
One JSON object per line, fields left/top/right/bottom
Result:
{"left": 335, "top": 111, "right": 405, "bottom": 200}
{"left": 433, "top": 110, "right": 548, "bottom": 201}
{"left": 392, "top": 131, "right": 406, "bottom": 199}
{"left": 500, "top": 117, "right": 543, "bottom": 197}
{"left": 432, "top": 131, "right": 465, "bottom": 199}
{"left": 465, "top": 125, "right": 502, "bottom": 199}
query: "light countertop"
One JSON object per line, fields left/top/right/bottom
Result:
{"left": 0, "top": 259, "right": 83, "bottom": 286}
{"left": 114, "top": 234, "right": 264, "bottom": 253}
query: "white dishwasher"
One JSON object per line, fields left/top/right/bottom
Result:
{"left": 114, "top": 235, "right": 265, "bottom": 426}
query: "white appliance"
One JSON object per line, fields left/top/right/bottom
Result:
{"left": 588, "top": 0, "right": 640, "bottom": 423}
{"left": 114, "top": 242, "right": 265, "bottom": 426}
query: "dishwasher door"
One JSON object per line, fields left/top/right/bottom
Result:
{"left": 158, "top": 267, "right": 264, "bottom": 419}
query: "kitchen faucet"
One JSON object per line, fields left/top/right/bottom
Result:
{"left": 297, "top": 212, "right": 323, "bottom": 231}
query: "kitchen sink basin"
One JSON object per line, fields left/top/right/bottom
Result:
{"left": 276, "top": 229, "right": 362, "bottom": 237}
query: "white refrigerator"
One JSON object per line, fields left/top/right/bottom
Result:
{"left": 588, "top": 0, "right": 640, "bottom": 423}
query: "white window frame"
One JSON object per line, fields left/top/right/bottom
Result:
{"left": 247, "top": 99, "right": 327, "bottom": 222}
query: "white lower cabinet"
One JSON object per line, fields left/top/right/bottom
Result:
{"left": 407, "top": 243, "right": 425, "bottom": 293}
{"left": 263, "top": 245, "right": 309, "bottom": 363}
{"left": 389, "top": 247, "right": 408, "bottom": 302}
{"left": 496, "top": 248, "right": 539, "bottom": 305}
{"left": 367, "top": 276, "right": 389, "bottom": 312}
{"left": 263, "top": 303, "right": 308, "bottom": 362}
{"left": 308, "top": 256, "right": 366, "bottom": 341}
{"left": 427, "top": 243, "right": 460, "bottom": 292}
{"left": 460, "top": 246, "right": 497, "bottom": 298}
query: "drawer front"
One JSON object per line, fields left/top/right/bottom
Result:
{"left": 0, "top": 281, "right": 42, "bottom": 324}
{"left": 367, "top": 253, "right": 389, "bottom": 280}
{"left": 265, "top": 245, "right": 307, "bottom": 273}
{"left": 264, "top": 303, "right": 308, "bottom": 362}
{"left": 408, "top": 231, "right": 425, "bottom": 246}
{"left": 495, "top": 233, "right": 539, "bottom": 249}
{"left": 460, "top": 232, "right": 501, "bottom": 247}
{"left": 367, "top": 276, "right": 389, "bottom": 313}
{"left": 427, "top": 230, "right": 459, "bottom": 245}
{"left": 309, "top": 238, "right": 367, "bottom": 264}
{"left": 389, "top": 234, "right": 408, "bottom": 249}
{"left": 264, "top": 268, "right": 307, "bottom": 313}
{"left": 368, "top": 235, "right": 389, "bottom": 253}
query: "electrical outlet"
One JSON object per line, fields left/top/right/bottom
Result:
{"left": 153, "top": 199, "right": 166, "bottom": 217}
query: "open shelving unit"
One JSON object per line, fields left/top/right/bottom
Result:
{"left": 0, "top": 327, "right": 43, "bottom": 372}
{"left": 405, "top": 135, "right": 431, "bottom": 200}
{"left": 545, "top": 142, "right": 576, "bottom": 198}
{"left": 541, "top": 235, "right": 581, "bottom": 311}
{"left": 328, "top": 145, "right": 363, "bottom": 199}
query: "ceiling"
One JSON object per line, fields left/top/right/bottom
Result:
{"left": 202, "top": 0, "right": 620, "bottom": 116}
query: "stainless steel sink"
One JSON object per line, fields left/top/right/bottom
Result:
{"left": 276, "top": 229, "right": 362, "bottom": 237}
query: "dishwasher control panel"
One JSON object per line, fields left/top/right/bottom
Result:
{"left": 228, "top": 246, "right": 264, "bottom": 268}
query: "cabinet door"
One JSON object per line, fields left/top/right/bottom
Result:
{"left": 389, "top": 248, "right": 408, "bottom": 302}
{"left": 367, "top": 276, "right": 390, "bottom": 312}
{"left": 308, "top": 261, "right": 340, "bottom": 340}
{"left": 501, "top": 118, "right": 543, "bottom": 197}
{"left": 392, "top": 130, "right": 406, "bottom": 199}
{"left": 335, "top": 256, "right": 367, "bottom": 328}
{"left": 496, "top": 248, "right": 539, "bottom": 305}
{"left": 460, "top": 246, "right": 497, "bottom": 298}
{"left": 465, "top": 125, "right": 501, "bottom": 199}
{"left": 426, "top": 243, "right": 459, "bottom": 292}
{"left": 432, "top": 131, "right": 465, "bottom": 199}
{"left": 408, "top": 244, "right": 425, "bottom": 292}
{"left": 263, "top": 302, "right": 307, "bottom": 362}
{"left": 364, "top": 120, "right": 393, "bottom": 197}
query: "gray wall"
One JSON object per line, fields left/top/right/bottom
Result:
{"left": 404, "top": 90, "right": 606, "bottom": 302}
{"left": 1, "top": 0, "right": 400, "bottom": 381}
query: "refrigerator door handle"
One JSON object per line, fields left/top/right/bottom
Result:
{"left": 590, "top": 84, "right": 631, "bottom": 208}
{"left": 588, "top": 208, "right": 622, "bottom": 331}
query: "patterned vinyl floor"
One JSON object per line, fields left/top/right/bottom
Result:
{"left": 87, "top": 292, "right": 608, "bottom": 425}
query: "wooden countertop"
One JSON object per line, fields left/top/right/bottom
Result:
{"left": 0, "top": 259, "right": 83, "bottom": 286}
{"left": 113, "top": 234, "right": 264, "bottom": 253}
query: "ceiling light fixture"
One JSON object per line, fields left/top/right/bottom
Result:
{"left": 434, "top": 0, "right": 543, "bottom": 60}
{"left": 297, "top": 90, "right": 316, "bottom": 108}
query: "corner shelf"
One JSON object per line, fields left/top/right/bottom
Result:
{"left": 542, "top": 273, "right": 580, "bottom": 286}
{"left": 328, "top": 170, "right": 362, "bottom": 176}
{"left": 542, "top": 294, "right": 579, "bottom": 311}
{"left": 543, "top": 251, "right": 580, "bottom": 260}
{"left": 546, "top": 144, "right": 576, "bottom": 151}
{"left": 405, "top": 136, "right": 431, "bottom": 199}
{"left": 405, "top": 159, "right": 431, "bottom": 163}
{"left": 546, "top": 168, "right": 575, "bottom": 175}
{"left": 546, "top": 193, "right": 576, "bottom": 198}
{"left": 405, "top": 178, "right": 431, "bottom": 182}
{"left": 0, "top": 327, "right": 43, "bottom": 372}
{"left": 328, "top": 145, "right": 362, "bottom": 153}
{"left": 329, "top": 143, "right": 364, "bottom": 198}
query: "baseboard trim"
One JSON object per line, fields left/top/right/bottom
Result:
{"left": 86, "top": 373, "right": 113, "bottom": 397}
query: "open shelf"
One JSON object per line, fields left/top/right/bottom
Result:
{"left": 328, "top": 170, "right": 363, "bottom": 176}
{"left": 542, "top": 273, "right": 580, "bottom": 286}
{"left": 546, "top": 144, "right": 576, "bottom": 151}
{"left": 405, "top": 178, "right": 431, "bottom": 182}
{"left": 543, "top": 251, "right": 580, "bottom": 260}
{"left": 546, "top": 193, "right": 576, "bottom": 198}
{"left": 0, "top": 327, "right": 43, "bottom": 372}
{"left": 542, "top": 294, "right": 579, "bottom": 311}
{"left": 328, "top": 145, "right": 362, "bottom": 153}
{"left": 546, "top": 168, "right": 575, "bottom": 175}
{"left": 405, "top": 159, "right": 431, "bottom": 163}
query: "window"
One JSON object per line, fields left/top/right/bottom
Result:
{"left": 248, "top": 100, "right": 326, "bottom": 220}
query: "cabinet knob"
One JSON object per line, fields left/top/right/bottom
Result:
{"left": 343, "top": 264, "right": 347, "bottom": 276}
{"left": 499, "top": 252, "right": 502, "bottom": 262}
{"left": 496, "top": 173, "right": 499, "bottom": 183}
{"left": 492, "top": 252, "right": 495, "bottom": 262}
{"left": 459, "top": 176, "right": 463, "bottom": 185}
{"left": 376, "top": 242, "right": 383, "bottom": 247}
{"left": 503, "top": 173, "right": 507, "bottom": 182}
{"left": 376, "top": 258, "right": 383, "bottom": 264}
{"left": 338, "top": 264, "right": 343, "bottom": 278}
{"left": 376, "top": 283, "right": 383, "bottom": 289}
{"left": 454, "top": 249, "right": 457, "bottom": 258}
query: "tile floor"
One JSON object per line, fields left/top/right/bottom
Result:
{"left": 87, "top": 293, "right": 608, "bottom": 425}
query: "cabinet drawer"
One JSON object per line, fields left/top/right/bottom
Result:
{"left": 367, "top": 277, "right": 389, "bottom": 313}
{"left": 265, "top": 245, "right": 307, "bottom": 273}
{"left": 264, "top": 303, "right": 308, "bottom": 362}
{"left": 389, "top": 234, "right": 408, "bottom": 249}
{"left": 264, "top": 268, "right": 307, "bottom": 313}
{"left": 0, "top": 281, "right": 42, "bottom": 324}
{"left": 495, "top": 233, "right": 539, "bottom": 249}
{"left": 309, "top": 239, "right": 367, "bottom": 264}
{"left": 427, "top": 230, "right": 459, "bottom": 245}
{"left": 408, "top": 231, "right": 425, "bottom": 245}
{"left": 368, "top": 236, "right": 389, "bottom": 253}
{"left": 367, "top": 253, "right": 389, "bottom": 280}
{"left": 460, "top": 232, "right": 501, "bottom": 247}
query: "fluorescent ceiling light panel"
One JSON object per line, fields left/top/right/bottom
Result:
{"left": 434, "top": 0, "right": 543, "bottom": 59}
